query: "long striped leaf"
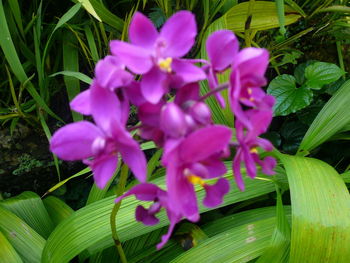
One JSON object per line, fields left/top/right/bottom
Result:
{"left": 279, "top": 154, "right": 350, "bottom": 262}
{"left": 299, "top": 80, "right": 350, "bottom": 153}
{"left": 222, "top": 1, "right": 301, "bottom": 33}
{"left": 0, "top": 192, "right": 54, "bottom": 239}
{"left": 43, "top": 196, "right": 74, "bottom": 227}
{"left": 170, "top": 217, "right": 276, "bottom": 263}
{"left": 0, "top": 206, "right": 45, "bottom": 263}
{"left": 42, "top": 169, "right": 275, "bottom": 263}
{"left": 0, "top": 231, "right": 23, "bottom": 263}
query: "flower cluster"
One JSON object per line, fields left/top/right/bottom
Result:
{"left": 50, "top": 11, "right": 276, "bottom": 249}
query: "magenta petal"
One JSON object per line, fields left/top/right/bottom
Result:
{"left": 135, "top": 205, "right": 160, "bottom": 225}
{"left": 175, "top": 83, "right": 200, "bottom": 106}
{"left": 260, "top": 156, "right": 276, "bottom": 175}
{"left": 242, "top": 145, "right": 257, "bottom": 179}
{"left": 110, "top": 40, "right": 153, "bottom": 74}
{"left": 234, "top": 48, "right": 269, "bottom": 78}
{"left": 172, "top": 59, "right": 206, "bottom": 83}
{"left": 179, "top": 125, "right": 232, "bottom": 163}
{"left": 202, "top": 158, "right": 227, "bottom": 178}
{"left": 160, "top": 11, "right": 196, "bottom": 58}
{"left": 90, "top": 82, "right": 121, "bottom": 133}
{"left": 114, "top": 125, "right": 147, "bottom": 182}
{"left": 138, "top": 102, "right": 163, "bottom": 126}
{"left": 91, "top": 154, "right": 118, "bottom": 189}
{"left": 141, "top": 67, "right": 168, "bottom": 104}
{"left": 115, "top": 183, "right": 161, "bottom": 203}
{"left": 124, "top": 81, "right": 146, "bottom": 106}
{"left": 203, "top": 178, "right": 230, "bottom": 207}
{"left": 50, "top": 121, "right": 102, "bottom": 161}
{"left": 70, "top": 89, "right": 91, "bottom": 115}
{"left": 207, "top": 30, "right": 238, "bottom": 71}
{"left": 156, "top": 211, "right": 180, "bottom": 250}
{"left": 233, "top": 151, "right": 245, "bottom": 191}
{"left": 129, "top": 12, "right": 158, "bottom": 48}
{"left": 166, "top": 164, "right": 199, "bottom": 221}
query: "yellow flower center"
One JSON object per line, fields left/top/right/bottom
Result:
{"left": 158, "top": 57, "right": 172, "bottom": 73}
{"left": 250, "top": 147, "right": 258, "bottom": 154}
{"left": 187, "top": 175, "right": 206, "bottom": 187}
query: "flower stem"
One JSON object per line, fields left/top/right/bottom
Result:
{"left": 110, "top": 164, "right": 129, "bottom": 263}
{"left": 199, "top": 83, "right": 230, "bottom": 102}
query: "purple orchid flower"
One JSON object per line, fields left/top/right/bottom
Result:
{"left": 50, "top": 83, "right": 147, "bottom": 189}
{"left": 205, "top": 30, "right": 239, "bottom": 107}
{"left": 229, "top": 47, "right": 269, "bottom": 129}
{"left": 233, "top": 108, "right": 276, "bottom": 191}
{"left": 114, "top": 183, "right": 181, "bottom": 249}
{"left": 162, "top": 125, "right": 232, "bottom": 221}
{"left": 110, "top": 11, "right": 206, "bottom": 104}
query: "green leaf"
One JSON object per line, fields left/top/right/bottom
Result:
{"left": 170, "top": 217, "right": 276, "bottom": 263}
{"left": 278, "top": 154, "right": 350, "bottom": 262}
{"left": 299, "top": 80, "right": 350, "bottom": 152}
{"left": 42, "top": 168, "right": 275, "bottom": 263}
{"left": 267, "top": 74, "right": 313, "bottom": 116}
{"left": 147, "top": 206, "right": 291, "bottom": 263}
{"left": 0, "top": 192, "right": 54, "bottom": 239}
{"left": 43, "top": 196, "right": 74, "bottom": 227}
{"left": 50, "top": 70, "right": 92, "bottom": 84}
{"left": 0, "top": 206, "right": 45, "bottom": 263}
{"left": 224, "top": 1, "right": 301, "bottom": 32}
{"left": 305, "top": 62, "right": 345, "bottom": 90}
{"left": 0, "top": 231, "right": 23, "bottom": 263}
{"left": 62, "top": 31, "right": 82, "bottom": 122}
{"left": 256, "top": 188, "right": 290, "bottom": 263}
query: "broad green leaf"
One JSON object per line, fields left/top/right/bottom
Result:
{"left": 278, "top": 154, "right": 350, "bottom": 262}
{"left": 0, "top": 206, "right": 45, "bottom": 263}
{"left": 299, "top": 80, "right": 350, "bottom": 152}
{"left": 43, "top": 196, "right": 74, "bottom": 227}
{"left": 170, "top": 217, "right": 276, "bottom": 263}
{"left": 0, "top": 231, "right": 23, "bottom": 263}
{"left": 42, "top": 169, "right": 275, "bottom": 263}
{"left": 256, "top": 188, "right": 290, "bottom": 263}
{"left": 144, "top": 206, "right": 291, "bottom": 263}
{"left": 224, "top": 1, "right": 301, "bottom": 32}
{"left": 304, "top": 62, "right": 345, "bottom": 90}
{"left": 267, "top": 74, "right": 313, "bottom": 116}
{"left": 0, "top": 192, "right": 54, "bottom": 239}
{"left": 50, "top": 70, "right": 92, "bottom": 84}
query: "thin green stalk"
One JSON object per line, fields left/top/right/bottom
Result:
{"left": 336, "top": 40, "right": 345, "bottom": 80}
{"left": 110, "top": 164, "right": 129, "bottom": 263}
{"left": 244, "top": 0, "right": 255, "bottom": 47}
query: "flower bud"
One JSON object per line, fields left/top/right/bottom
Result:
{"left": 189, "top": 102, "right": 211, "bottom": 124}
{"left": 160, "top": 103, "right": 187, "bottom": 138}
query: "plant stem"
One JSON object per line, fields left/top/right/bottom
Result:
{"left": 199, "top": 83, "right": 230, "bottom": 102}
{"left": 336, "top": 41, "right": 345, "bottom": 80}
{"left": 110, "top": 164, "right": 129, "bottom": 263}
